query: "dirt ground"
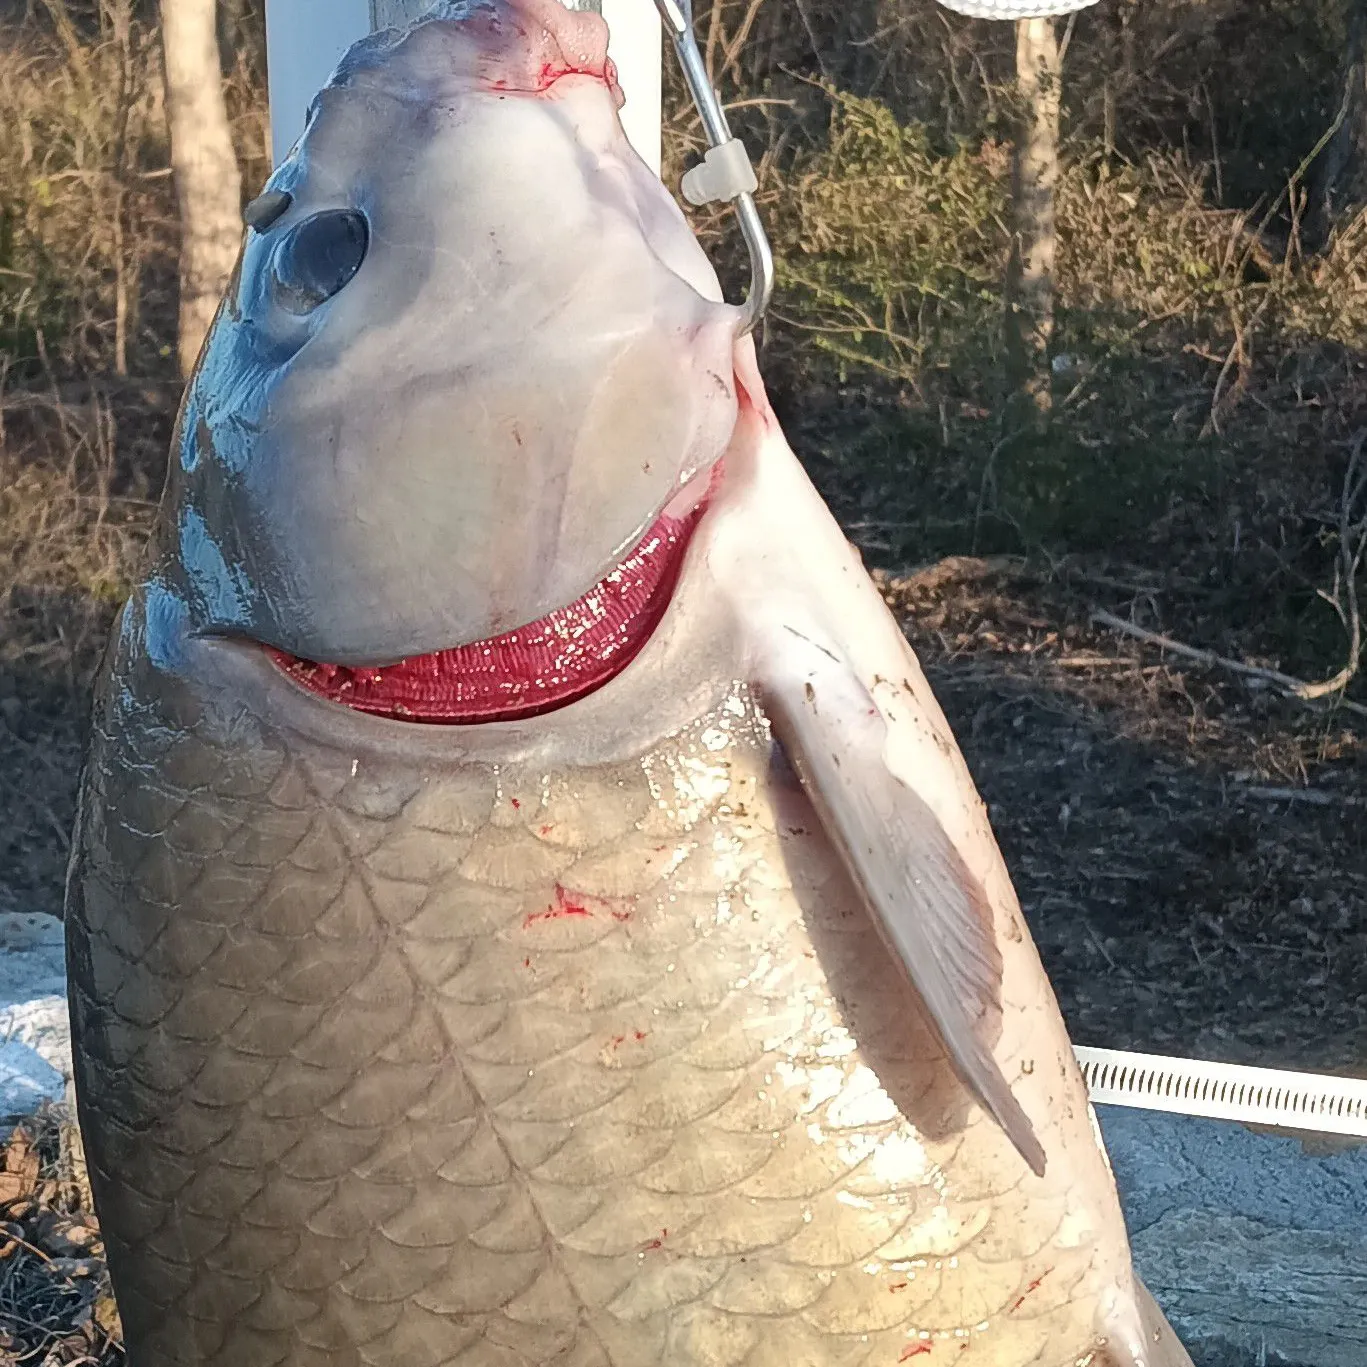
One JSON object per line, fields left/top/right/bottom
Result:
{"left": 884, "top": 556, "right": 1367, "bottom": 1077}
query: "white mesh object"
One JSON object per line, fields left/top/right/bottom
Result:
{"left": 935, "top": 0, "right": 1101, "bottom": 17}
{"left": 1075, "top": 1047, "right": 1367, "bottom": 1137}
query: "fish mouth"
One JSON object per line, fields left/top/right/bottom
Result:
{"left": 267, "top": 463, "right": 719, "bottom": 724}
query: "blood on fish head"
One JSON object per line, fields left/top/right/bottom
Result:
{"left": 340, "top": 0, "right": 625, "bottom": 108}
{"left": 155, "top": 0, "right": 739, "bottom": 678}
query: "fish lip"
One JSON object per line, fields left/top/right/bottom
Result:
{"left": 659, "top": 456, "right": 718, "bottom": 522}
{"left": 189, "top": 459, "right": 722, "bottom": 658}
{"left": 332, "top": 3, "right": 622, "bottom": 111}
{"left": 253, "top": 456, "right": 724, "bottom": 724}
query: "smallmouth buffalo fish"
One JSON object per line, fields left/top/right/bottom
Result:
{"left": 64, "top": 2, "right": 1194, "bottom": 1364}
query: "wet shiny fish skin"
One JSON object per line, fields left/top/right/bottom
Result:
{"left": 65, "top": 1, "right": 1194, "bottom": 1361}
{"left": 67, "top": 585, "right": 1186, "bottom": 1367}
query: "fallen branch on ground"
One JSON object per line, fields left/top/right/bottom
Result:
{"left": 1089, "top": 609, "right": 1367, "bottom": 719}
{"left": 1090, "top": 433, "right": 1367, "bottom": 719}
{"left": 1310, "top": 431, "right": 1367, "bottom": 700}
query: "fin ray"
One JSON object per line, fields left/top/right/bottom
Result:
{"left": 758, "top": 637, "right": 1047, "bottom": 1177}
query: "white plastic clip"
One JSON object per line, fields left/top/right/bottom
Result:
{"left": 681, "top": 139, "right": 759, "bottom": 207}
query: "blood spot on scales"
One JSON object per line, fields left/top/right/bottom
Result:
{"left": 523, "top": 884, "right": 633, "bottom": 928}
{"left": 640, "top": 1229, "right": 668, "bottom": 1252}
{"left": 899, "top": 1346, "right": 932, "bottom": 1361}
{"left": 523, "top": 884, "right": 593, "bottom": 927}
{"left": 1009, "top": 1267, "right": 1052, "bottom": 1314}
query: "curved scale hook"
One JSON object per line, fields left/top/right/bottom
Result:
{"left": 653, "top": 0, "right": 774, "bottom": 335}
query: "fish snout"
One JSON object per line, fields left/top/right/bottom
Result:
{"left": 402, "top": 0, "right": 621, "bottom": 105}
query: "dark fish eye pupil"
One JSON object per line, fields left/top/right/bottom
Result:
{"left": 271, "top": 210, "right": 369, "bottom": 315}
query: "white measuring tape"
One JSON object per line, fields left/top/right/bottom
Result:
{"left": 1074, "top": 1046, "right": 1367, "bottom": 1138}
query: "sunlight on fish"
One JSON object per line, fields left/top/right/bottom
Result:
{"left": 66, "top": 2, "right": 1192, "bottom": 1364}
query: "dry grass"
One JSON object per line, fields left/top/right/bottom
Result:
{"left": 0, "top": 0, "right": 267, "bottom": 383}
{"left": 0, "top": 396, "right": 154, "bottom": 680}
{"left": 0, "top": 1114, "right": 119, "bottom": 1366}
{"left": 665, "top": 16, "right": 1367, "bottom": 705}
{"left": 1, "top": 0, "right": 175, "bottom": 381}
{"left": 0, "top": 380, "right": 156, "bottom": 923}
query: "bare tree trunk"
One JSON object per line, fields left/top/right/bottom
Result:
{"left": 1307, "top": 0, "right": 1367, "bottom": 251}
{"left": 161, "top": 0, "right": 241, "bottom": 377}
{"left": 1005, "top": 16, "right": 1060, "bottom": 429}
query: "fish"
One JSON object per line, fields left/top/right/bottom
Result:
{"left": 64, "top": 2, "right": 1194, "bottom": 1364}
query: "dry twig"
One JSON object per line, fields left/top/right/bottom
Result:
{"left": 1092, "top": 432, "right": 1367, "bottom": 717}
{"left": 1090, "top": 610, "right": 1367, "bottom": 718}
{"left": 1309, "top": 431, "right": 1367, "bottom": 699}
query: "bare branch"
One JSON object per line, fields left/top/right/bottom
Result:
{"left": 1090, "top": 611, "right": 1367, "bottom": 719}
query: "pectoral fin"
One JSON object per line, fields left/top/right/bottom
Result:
{"left": 758, "top": 629, "right": 1046, "bottom": 1177}
{"left": 709, "top": 339, "right": 1044, "bottom": 1174}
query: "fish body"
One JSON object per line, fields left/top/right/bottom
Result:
{"left": 66, "top": 3, "right": 1193, "bottom": 1365}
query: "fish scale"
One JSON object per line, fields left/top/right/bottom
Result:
{"left": 70, "top": 614, "right": 1137, "bottom": 1367}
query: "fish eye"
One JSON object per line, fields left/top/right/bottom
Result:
{"left": 270, "top": 210, "right": 369, "bottom": 315}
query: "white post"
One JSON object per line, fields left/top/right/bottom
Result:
{"left": 265, "top": 0, "right": 662, "bottom": 174}
{"left": 264, "top": 0, "right": 372, "bottom": 167}
{"left": 600, "top": 0, "right": 662, "bottom": 175}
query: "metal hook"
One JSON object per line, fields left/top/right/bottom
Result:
{"left": 652, "top": 0, "right": 774, "bottom": 335}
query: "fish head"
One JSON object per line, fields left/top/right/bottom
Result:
{"left": 159, "top": 0, "right": 739, "bottom": 670}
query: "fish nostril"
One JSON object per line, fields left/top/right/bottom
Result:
{"left": 270, "top": 209, "right": 371, "bottom": 315}
{"left": 243, "top": 190, "right": 293, "bottom": 232}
